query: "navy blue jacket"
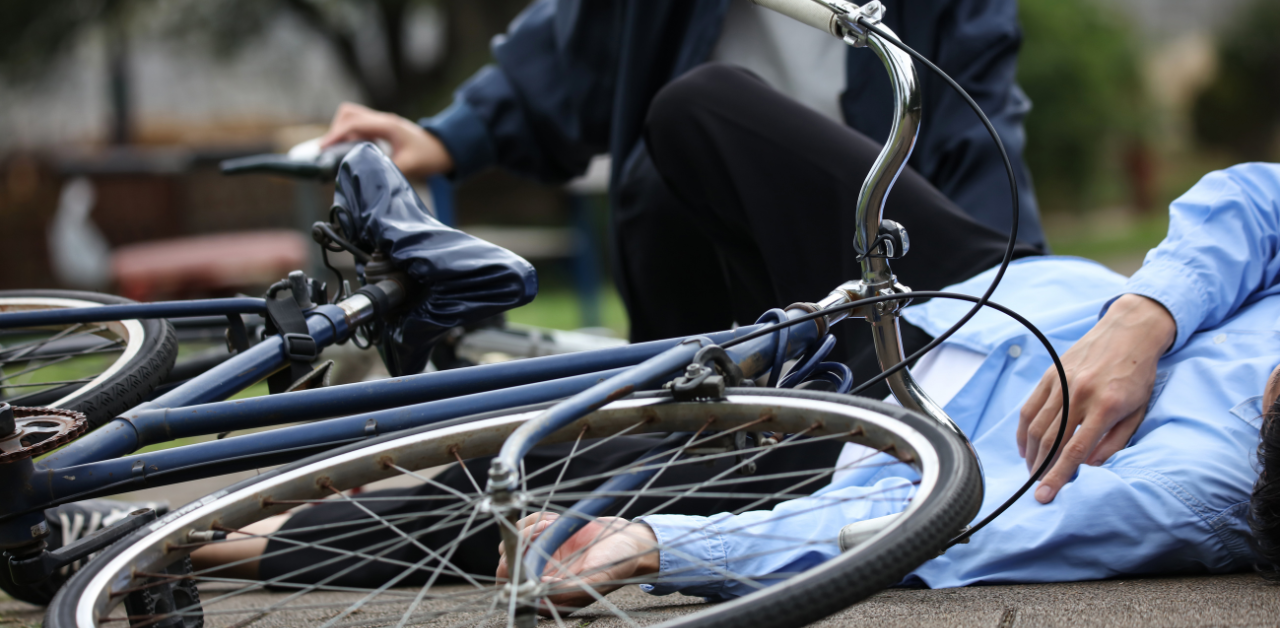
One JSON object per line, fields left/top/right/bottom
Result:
{"left": 421, "top": 0, "right": 1045, "bottom": 246}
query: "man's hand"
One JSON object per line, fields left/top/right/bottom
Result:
{"left": 1019, "top": 294, "right": 1176, "bottom": 503}
{"left": 320, "top": 102, "right": 454, "bottom": 179}
{"left": 496, "top": 513, "right": 660, "bottom": 615}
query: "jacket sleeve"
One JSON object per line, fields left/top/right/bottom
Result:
{"left": 419, "top": 0, "right": 621, "bottom": 183}
{"left": 904, "top": 0, "right": 1042, "bottom": 247}
{"left": 1117, "top": 163, "right": 1280, "bottom": 352}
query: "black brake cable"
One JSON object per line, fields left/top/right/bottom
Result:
{"left": 720, "top": 18, "right": 1070, "bottom": 547}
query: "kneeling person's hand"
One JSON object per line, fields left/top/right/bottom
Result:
{"left": 321, "top": 102, "right": 454, "bottom": 179}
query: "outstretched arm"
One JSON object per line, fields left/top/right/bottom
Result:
{"left": 322, "top": 1, "right": 621, "bottom": 184}
{"left": 320, "top": 102, "right": 454, "bottom": 179}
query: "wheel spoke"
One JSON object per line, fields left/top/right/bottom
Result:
{"left": 0, "top": 377, "right": 95, "bottom": 389}
{"left": 0, "top": 344, "right": 124, "bottom": 366}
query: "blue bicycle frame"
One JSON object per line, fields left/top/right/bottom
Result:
{"left": 0, "top": 283, "right": 825, "bottom": 549}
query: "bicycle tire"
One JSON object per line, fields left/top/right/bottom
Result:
{"left": 0, "top": 290, "right": 178, "bottom": 428}
{"left": 48, "top": 388, "right": 981, "bottom": 628}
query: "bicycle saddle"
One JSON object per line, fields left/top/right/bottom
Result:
{"left": 333, "top": 143, "right": 539, "bottom": 375}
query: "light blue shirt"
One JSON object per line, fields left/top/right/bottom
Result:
{"left": 640, "top": 162, "right": 1280, "bottom": 598}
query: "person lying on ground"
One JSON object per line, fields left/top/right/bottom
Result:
{"left": 493, "top": 161, "right": 1280, "bottom": 607}
{"left": 190, "top": 163, "right": 1280, "bottom": 612}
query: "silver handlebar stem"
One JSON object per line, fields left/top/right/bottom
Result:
{"left": 839, "top": 14, "right": 975, "bottom": 450}
{"left": 852, "top": 26, "right": 919, "bottom": 287}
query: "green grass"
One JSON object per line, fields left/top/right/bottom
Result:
{"left": 506, "top": 283, "right": 629, "bottom": 338}
{"left": 1045, "top": 210, "right": 1170, "bottom": 264}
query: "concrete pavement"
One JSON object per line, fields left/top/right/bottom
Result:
{"left": 4, "top": 573, "right": 1276, "bottom": 627}
{"left": 4, "top": 471, "right": 1278, "bottom": 626}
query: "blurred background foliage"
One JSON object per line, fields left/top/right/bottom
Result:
{"left": 0, "top": 0, "right": 528, "bottom": 122}
{"left": 1016, "top": 0, "right": 1148, "bottom": 213}
{"left": 1191, "top": 0, "right": 1280, "bottom": 161}
{"left": 1, "top": 0, "right": 1278, "bottom": 329}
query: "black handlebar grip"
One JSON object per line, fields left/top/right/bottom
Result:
{"left": 219, "top": 155, "right": 327, "bottom": 180}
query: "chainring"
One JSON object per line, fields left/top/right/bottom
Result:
{"left": 0, "top": 407, "right": 88, "bottom": 464}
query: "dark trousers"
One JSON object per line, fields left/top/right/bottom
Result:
{"left": 614, "top": 63, "right": 1040, "bottom": 398}
{"left": 261, "top": 435, "right": 844, "bottom": 586}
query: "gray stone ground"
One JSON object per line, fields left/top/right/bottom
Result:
{"left": 4, "top": 462, "right": 1277, "bottom": 627}
{"left": 4, "top": 574, "right": 1276, "bottom": 627}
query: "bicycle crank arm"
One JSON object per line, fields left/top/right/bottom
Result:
{"left": 7, "top": 507, "right": 157, "bottom": 585}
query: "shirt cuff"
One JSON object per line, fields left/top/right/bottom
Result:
{"left": 635, "top": 514, "right": 729, "bottom": 598}
{"left": 418, "top": 98, "right": 496, "bottom": 181}
{"left": 1109, "top": 259, "right": 1203, "bottom": 353}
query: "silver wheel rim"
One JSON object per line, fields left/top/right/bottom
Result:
{"left": 76, "top": 394, "right": 940, "bottom": 627}
{"left": 0, "top": 297, "right": 145, "bottom": 408}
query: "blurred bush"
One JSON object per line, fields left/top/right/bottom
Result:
{"left": 1017, "top": 0, "right": 1149, "bottom": 212}
{"left": 1191, "top": 0, "right": 1280, "bottom": 161}
{"left": 0, "top": 0, "right": 529, "bottom": 121}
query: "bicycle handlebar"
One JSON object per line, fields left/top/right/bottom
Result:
{"left": 219, "top": 154, "right": 333, "bottom": 180}
{"left": 750, "top": 0, "right": 844, "bottom": 35}
{"left": 219, "top": 140, "right": 368, "bottom": 181}
{"left": 751, "top": 0, "right": 970, "bottom": 445}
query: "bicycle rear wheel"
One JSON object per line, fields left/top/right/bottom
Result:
{"left": 0, "top": 290, "right": 178, "bottom": 427}
{"left": 49, "top": 389, "right": 981, "bottom": 628}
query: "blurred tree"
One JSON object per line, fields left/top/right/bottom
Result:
{"left": 0, "top": 0, "right": 530, "bottom": 141}
{"left": 0, "top": 0, "right": 136, "bottom": 143}
{"left": 166, "top": 0, "right": 530, "bottom": 115}
{"left": 1191, "top": 0, "right": 1280, "bottom": 161}
{"left": 1017, "top": 0, "right": 1148, "bottom": 211}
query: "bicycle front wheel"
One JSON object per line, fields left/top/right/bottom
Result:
{"left": 0, "top": 290, "right": 177, "bottom": 427}
{"left": 49, "top": 389, "right": 981, "bottom": 628}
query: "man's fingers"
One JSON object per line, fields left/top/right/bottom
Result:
{"left": 1027, "top": 412, "right": 1067, "bottom": 478}
{"left": 1034, "top": 420, "right": 1107, "bottom": 503}
{"left": 1024, "top": 395, "right": 1064, "bottom": 473}
{"left": 516, "top": 513, "right": 559, "bottom": 529}
{"left": 1086, "top": 408, "right": 1144, "bottom": 466}
{"left": 327, "top": 118, "right": 395, "bottom": 147}
{"left": 1018, "top": 368, "right": 1059, "bottom": 452}
{"left": 1018, "top": 372, "right": 1059, "bottom": 458}
{"left": 497, "top": 516, "right": 559, "bottom": 557}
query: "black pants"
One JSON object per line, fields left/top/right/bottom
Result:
{"left": 260, "top": 435, "right": 844, "bottom": 586}
{"left": 614, "top": 64, "right": 1041, "bottom": 398}
{"left": 260, "top": 64, "right": 1042, "bottom": 586}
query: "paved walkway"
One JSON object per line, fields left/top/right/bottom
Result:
{"left": 820, "top": 573, "right": 1279, "bottom": 627}
{"left": 5, "top": 472, "right": 1278, "bottom": 626}
{"left": 5, "top": 573, "right": 1276, "bottom": 627}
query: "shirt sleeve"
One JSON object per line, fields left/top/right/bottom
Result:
{"left": 636, "top": 476, "right": 916, "bottom": 600}
{"left": 1115, "top": 163, "right": 1280, "bottom": 353}
{"left": 908, "top": 465, "right": 1252, "bottom": 587}
{"left": 639, "top": 464, "right": 1248, "bottom": 597}
{"left": 418, "top": 0, "right": 620, "bottom": 183}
